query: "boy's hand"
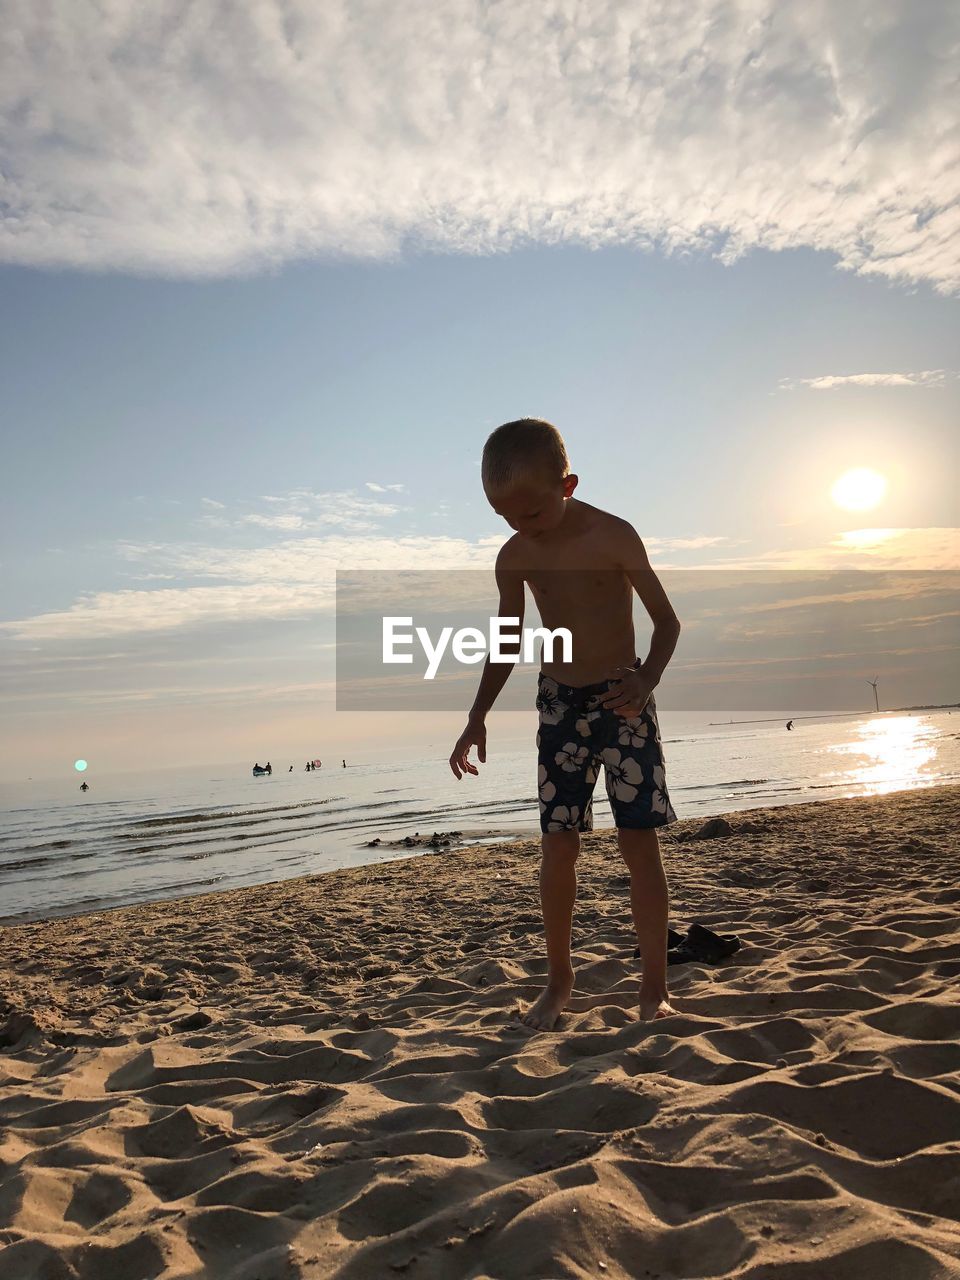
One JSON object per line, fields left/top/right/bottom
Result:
{"left": 598, "top": 666, "right": 655, "bottom": 718}
{"left": 449, "top": 716, "right": 487, "bottom": 779}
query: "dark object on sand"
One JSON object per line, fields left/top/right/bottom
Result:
{"left": 634, "top": 927, "right": 684, "bottom": 957}
{"left": 389, "top": 830, "right": 462, "bottom": 850}
{"left": 679, "top": 923, "right": 741, "bottom": 964}
{"left": 635, "top": 923, "right": 741, "bottom": 966}
{"left": 695, "top": 817, "right": 733, "bottom": 839}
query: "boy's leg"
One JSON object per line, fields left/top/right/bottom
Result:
{"left": 529, "top": 672, "right": 604, "bottom": 1030}
{"left": 519, "top": 828, "right": 580, "bottom": 1030}
{"left": 618, "top": 827, "right": 675, "bottom": 1020}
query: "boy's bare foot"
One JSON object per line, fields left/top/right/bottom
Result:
{"left": 638, "top": 992, "right": 676, "bottom": 1021}
{"left": 518, "top": 973, "right": 575, "bottom": 1030}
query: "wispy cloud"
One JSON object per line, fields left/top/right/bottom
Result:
{"left": 828, "top": 527, "right": 960, "bottom": 568}
{"left": 0, "top": 533, "right": 503, "bottom": 642}
{"left": 646, "top": 535, "right": 735, "bottom": 551}
{"left": 199, "top": 489, "right": 402, "bottom": 533}
{"left": 3, "top": 1, "right": 957, "bottom": 290}
{"left": 779, "top": 370, "right": 952, "bottom": 390}
{"left": 2, "top": 518, "right": 955, "bottom": 645}
{"left": 0, "top": 583, "right": 338, "bottom": 644}
{"left": 681, "top": 527, "right": 960, "bottom": 572}
{"left": 366, "top": 482, "right": 406, "bottom": 493}
{"left": 241, "top": 514, "right": 309, "bottom": 531}
{"left": 2, "top": 520, "right": 731, "bottom": 643}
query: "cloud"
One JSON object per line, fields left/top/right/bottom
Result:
{"left": 860, "top": 609, "right": 960, "bottom": 632}
{"left": 0, "top": 583, "right": 337, "bottom": 643}
{"left": 1, "top": 459, "right": 954, "bottom": 651}
{"left": 242, "top": 514, "right": 308, "bottom": 531}
{"left": 0, "top": 533, "right": 504, "bottom": 642}
{"left": 646, "top": 535, "right": 734, "bottom": 551}
{"left": 828, "top": 527, "right": 960, "bottom": 568}
{"left": 198, "top": 488, "right": 402, "bottom": 533}
{"left": 366, "top": 482, "right": 406, "bottom": 493}
{"left": 677, "top": 527, "right": 960, "bottom": 571}
{"left": 4, "top": 521, "right": 954, "bottom": 645}
{"left": 779, "top": 370, "right": 952, "bottom": 390}
{"left": 2, "top": 1, "right": 957, "bottom": 290}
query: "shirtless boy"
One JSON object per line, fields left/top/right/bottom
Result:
{"left": 449, "top": 418, "right": 681, "bottom": 1029}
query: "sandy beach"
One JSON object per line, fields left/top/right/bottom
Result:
{"left": 1, "top": 784, "right": 959, "bottom": 1279}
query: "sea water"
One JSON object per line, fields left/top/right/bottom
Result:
{"left": 1, "top": 708, "right": 957, "bottom": 924}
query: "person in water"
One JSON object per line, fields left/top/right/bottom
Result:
{"left": 80, "top": 782, "right": 89, "bottom": 791}
{"left": 449, "top": 418, "right": 681, "bottom": 1029}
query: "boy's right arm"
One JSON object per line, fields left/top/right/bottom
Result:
{"left": 449, "top": 553, "right": 525, "bottom": 779}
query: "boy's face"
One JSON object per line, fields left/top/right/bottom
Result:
{"left": 485, "top": 473, "right": 577, "bottom": 538}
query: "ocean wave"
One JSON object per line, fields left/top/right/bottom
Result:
{"left": 675, "top": 778, "right": 771, "bottom": 792}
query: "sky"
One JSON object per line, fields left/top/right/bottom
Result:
{"left": 1, "top": 0, "right": 958, "bottom": 779}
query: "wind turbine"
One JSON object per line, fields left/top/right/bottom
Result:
{"left": 867, "top": 677, "right": 880, "bottom": 712}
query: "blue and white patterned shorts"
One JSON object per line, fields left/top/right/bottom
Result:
{"left": 536, "top": 671, "right": 678, "bottom": 833}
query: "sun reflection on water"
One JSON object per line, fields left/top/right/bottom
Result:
{"left": 825, "top": 715, "right": 941, "bottom": 796}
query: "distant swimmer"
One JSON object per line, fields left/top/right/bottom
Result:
{"left": 786, "top": 720, "right": 794, "bottom": 731}
{"left": 80, "top": 782, "right": 89, "bottom": 791}
{"left": 342, "top": 758, "right": 346, "bottom": 768}
{"left": 289, "top": 765, "right": 293, "bottom": 772}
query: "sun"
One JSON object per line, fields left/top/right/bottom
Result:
{"left": 831, "top": 467, "right": 887, "bottom": 512}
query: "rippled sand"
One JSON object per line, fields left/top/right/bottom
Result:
{"left": 1, "top": 785, "right": 959, "bottom": 1278}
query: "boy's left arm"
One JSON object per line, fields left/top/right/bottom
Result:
{"left": 602, "top": 521, "right": 681, "bottom": 714}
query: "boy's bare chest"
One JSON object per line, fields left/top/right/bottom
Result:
{"left": 521, "top": 542, "right": 629, "bottom": 613}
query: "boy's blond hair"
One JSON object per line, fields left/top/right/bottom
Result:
{"left": 481, "top": 418, "right": 569, "bottom": 492}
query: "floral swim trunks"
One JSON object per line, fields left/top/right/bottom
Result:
{"left": 536, "top": 670, "right": 678, "bottom": 833}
